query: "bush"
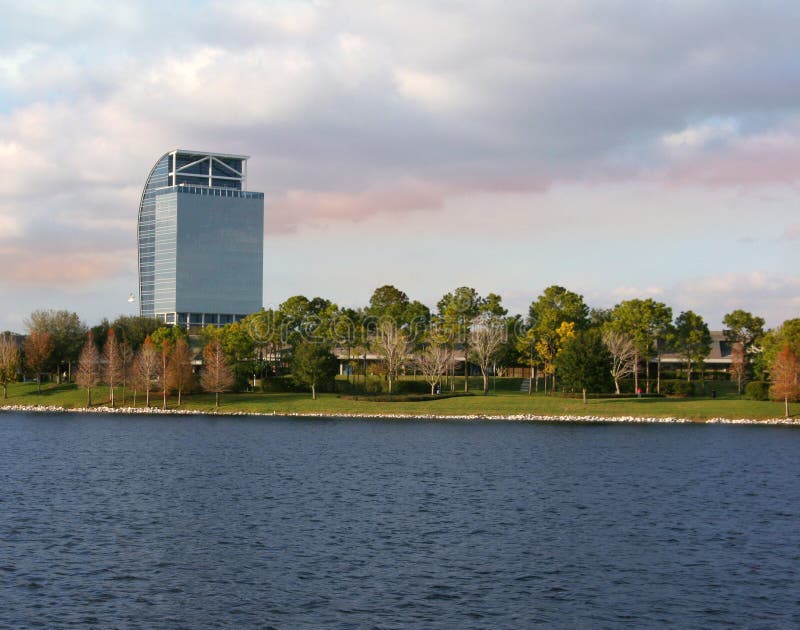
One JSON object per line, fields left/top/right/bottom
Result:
{"left": 261, "top": 377, "right": 303, "bottom": 393}
{"left": 394, "top": 380, "right": 431, "bottom": 395}
{"left": 339, "top": 392, "right": 473, "bottom": 402}
{"left": 745, "top": 380, "right": 770, "bottom": 401}
{"left": 661, "top": 380, "right": 695, "bottom": 397}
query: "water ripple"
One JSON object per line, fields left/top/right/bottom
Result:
{"left": 1, "top": 413, "right": 800, "bottom": 627}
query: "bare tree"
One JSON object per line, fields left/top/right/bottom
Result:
{"left": 160, "top": 340, "right": 170, "bottom": 409}
{"left": 104, "top": 329, "right": 123, "bottom": 408}
{"left": 167, "top": 337, "right": 194, "bottom": 406}
{"left": 370, "top": 320, "right": 410, "bottom": 394}
{"left": 415, "top": 339, "right": 452, "bottom": 395}
{"left": 23, "top": 330, "right": 53, "bottom": 394}
{"left": 75, "top": 334, "right": 101, "bottom": 406}
{"left": 119, "top": 340, "right": 133, "bottom": 405}
{"left": 133, "top": 336, "right": 159, "bottom": 407}
{"left": 469, "top": 314, "right": 506, "bottom": 394}
{"left": 0, "top": 334, "right": 21, "bottom": 399}
{"left": 770, "top": 344, "right": 799, "bottom": 418}
{"left": 200, "top": 338, "right": 235, "bottom": 409}
{"left": 602, "top": 329, "right": 638, "bottom": 395}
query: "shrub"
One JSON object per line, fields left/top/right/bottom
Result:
{"left": 394, "top": 380, "right": 431, "bottom": 395}
{"left": 661, "top": 380, "right": 695, "bottom": 397}
{"left": 261, "top": 377, "right": 303, "bottom": 393}
{"left": 745, "top": 380, "right": 770, "bottom": 401}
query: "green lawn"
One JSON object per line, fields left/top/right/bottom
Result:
{"left": 1, "top": 381, "right": 794, "bottom": 421}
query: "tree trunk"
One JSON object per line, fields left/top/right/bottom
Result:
{"left": 388, "top": 374, "right": 393, "bottom": 394}
{"left": 786, "top": 396, "right": 790, "bottom": 418}
{"left": 482, "top": 370, "right": 489, "bottom": 394}
{"left": 163, "top": 388, "right": 167, "bottom": 410}
{"left": 686, "top": 360, "right": 692, "bottom": 382}
{"left": 37, "top": 375, "right": 41, "bottom": 395}
{"left": 582, "top": 388, "right": 587, "bottom": 404}
{"left": 312, "top": 383, "right": 316, "bottom": 400}
{"left": 86, "top": 387, "right": 91, "bottom": 407}
{"left": 645, "top": 359, "right": 651, "bottom": 394}
{"left": 146, "top": 389, "right": 150, "bottom": 407}
{"left": 178, "top": 389, "right": 182, "bottom": 406}
{"left": 633, "top": 352, "right": 639, "bottom": 393}
{"left": 528, "top": 365, "right": 533, "bottom": 397}
{"left": 464, "top": 348, "right": 469, "bottom": 392}
{"left": 657, "top": 354, "right": 662, "bottom": 395}
{"left": 215, "top": 391, "right": 220, "bottom": 409}
{"left": 2, "top": 384, "right": 6, "bottom": 399}
{"left": 614, "top": 377, "right": 621, "bottom": 395}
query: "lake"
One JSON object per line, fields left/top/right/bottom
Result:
{"left": 1, "top": 412, "right": 799, "bottom": 627}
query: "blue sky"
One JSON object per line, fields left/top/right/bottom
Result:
{"left": 1, "top": 0, "right": 799, "bottom": 331}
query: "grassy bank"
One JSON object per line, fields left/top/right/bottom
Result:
{"left": 1, "top": 381, "right": 794, "bottom": 421}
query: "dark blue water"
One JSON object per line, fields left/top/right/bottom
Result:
{"left": 1, "top": 413, "right": 799, "bottom": 628}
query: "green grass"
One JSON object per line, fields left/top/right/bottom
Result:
{"left": 1, "top": 381, "right": 795, "bottom": 421}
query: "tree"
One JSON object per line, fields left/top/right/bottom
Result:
{"left": 0, "top": 334, "right": 20, "bottom": 399}
{"left": 756, "top": 319, "right": 800, "bottom": 380}
{"left": 723, "top": 309, "right": 765, "bottom": 394}
{"left": 367, "top": 285, "right": 411, "bottom": 325}
{"left": 159, "top": 340, "right": 170, "bottom": 409}
{"left": 119, "top": 340, "right": 134, "bottom": 405}
{"left": 556, "top": 328, "right": 613, "bottom": 403}
{"left": 469, "top": 313, "right": 506, "bottom": 394}
{"left": 602, "top": 329, "right": 637, "bottom": 395}
{"left": 371, "top": 320, "right": 410, "bottom": 394}
{"left": 415, "top": 334, "right": 452, "bottom": 395}
{"left": 290, "top": 341, "right": 338, "bottom": 399}
{"left": 75, "top": 333, "right": 101, "bottom": 406}
{"left": 167, "top": 337, "right": 194, "bottom": 406}
{"left": 25, "top": 310, "right": 86, "bottom": 383}
{"left": 607, "top": 299, "right": 672, "bottom": 393}
{"left": 438, "top": 287, "right": 482, "bottom": 391}
{"left": 769, "top": 344, "right": 799, "bottom": 418}
{"left": 23, "top": 330, "right": 54, "bottom": 394}
{"left": 133, "top": 336, "right": 159, "bottom": 407}
{"left": 527, "top": 286, "right": 588, "bottom": 393}
{"left": 200, "top": 337, "right": 235, "bottom": 409}
{"left": 110, "top": 315, "right": 160, "bottom": 351}
{"left": 673, "top": 310, "right": 712, "bottom": 382}
{"left": 104, "top": 329, "right": 123, "bottom": 408}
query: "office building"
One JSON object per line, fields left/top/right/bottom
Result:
{"left": 137, "top": 150, "right": 264, "bottom": 326}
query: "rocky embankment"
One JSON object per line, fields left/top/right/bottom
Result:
{"left": 1, "top": 404, "right": 798, "bottom": 425}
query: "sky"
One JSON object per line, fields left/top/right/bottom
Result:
{"left": 1, "top": 0, "right": 799, "bottom": 332}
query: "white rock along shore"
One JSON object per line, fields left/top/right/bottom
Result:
{"left": 1, "top": 404, "right": 798, "bottom": 425}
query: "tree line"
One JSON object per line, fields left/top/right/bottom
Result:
{"left": 0, "top": 286, "right": 798, "bottom": 412}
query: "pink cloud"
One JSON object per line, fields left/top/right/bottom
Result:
{"left": 665, "top": 132, "right": 800, "bottom": 188}
{"left": 0, "top": 246, "right": 130, "bottom": 286}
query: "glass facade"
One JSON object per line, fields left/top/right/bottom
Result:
{"left": 137, "top": 150, "right": 264, "bottom": 325}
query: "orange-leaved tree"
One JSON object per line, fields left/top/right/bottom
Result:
{"left": 200, "top": 337, "right": 235, "bottom": 409}
{"left": 75, "top": 333, "right": 101, "bottom": 406}
{"left": 770, "top": 344, "right": 800, "bottom": 418}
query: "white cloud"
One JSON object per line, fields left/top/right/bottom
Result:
{"left": 662, "top": 118, "right": 739, "bottom": 150}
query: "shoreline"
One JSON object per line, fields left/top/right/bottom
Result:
{"left": 2, "top": 404, "right": 798, "bottom": 426}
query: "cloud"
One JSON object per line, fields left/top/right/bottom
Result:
{"left": 781, "top": 224, "right": 800, "bottom": 241}
{"left": 669, "top": 272, "right": 800, "bottom": 327}
{"left": 611, "top": 286, "right": 666, "bottom": 299}
{"left": 2, "top": 0, "right": 800, "bottom": 330}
